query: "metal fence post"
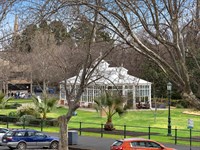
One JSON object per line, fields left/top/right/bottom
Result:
{"left": 23, "top": 116, "right": 25, "bottom": 129}
{"left": 101, "top": 123, "right": 103, "bottom": 138}
{"left": 175, "top": 127, "right": 177, "bottom": 145}
{"left": 148, "top": 126, "right": 151, "bottom": 139}
{"left": 124, "top": 125, "right": 126, "bottom": 138}
{"left": 79, "top": 122, "right": 82, "bottom": 136}
{"left": 6, "top": 116, "right": 9, "bottom": 128}
{"left": 41, "top": 119, "right": 43, "bottom": 132}
{"left": 190, "top": 128, "right": 192, "bottom": 150}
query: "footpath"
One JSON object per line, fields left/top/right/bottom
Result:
{"left": 69, "top": 135, "right": 200, "bottom": 150}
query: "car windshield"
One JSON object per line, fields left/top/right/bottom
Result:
{"left": 5, "top": 131, "right": 14, "bottom": 137}
{"left": 112, "top": 140, "right": 123, "bottom": 146}
{"left": 0, "top": 129, "right": 8, "bottom": 133}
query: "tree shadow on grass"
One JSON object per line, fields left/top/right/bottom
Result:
{"left": 175, "top": 136, "right": 200, "bottom": 142}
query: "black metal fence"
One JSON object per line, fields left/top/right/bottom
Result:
{"left": 0, "top": 115, "right": 57, "bottom": 131}
{"left": 0, "top": 115, "right": 199, "bottom": 148}
{"left": 69, "top": 121, "right": 200, "bottom": 148}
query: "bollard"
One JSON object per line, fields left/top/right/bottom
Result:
{"left": 101, "top": 123, "right": 103, "bottom": 138}
{"left": 79, "top": 122, "right": 82, "bottom": 136}
{"left": 124, "top": 125, "right": 126, "bottom": 139}
{"left": 175, "top": 127, "right": 177, "bottom": 145}
{"left": 148, "top": 126, "right": 151, "bottom": 139}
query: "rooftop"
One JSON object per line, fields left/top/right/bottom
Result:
{"left": 66, "top": 60, "right": 151, "bottom": 85}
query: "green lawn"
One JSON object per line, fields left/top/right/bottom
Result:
{"left": 67, "top": 108, "right": 200, "bottom": 131}
{"left": 0, "top": 102, "right": 199, "bottom": 146}
{"left": 6, "top": 98, "right": 33, "bottom": 104}
{"left": 69, "top": 108, "right": 200, "bottom": 146}
{"left": 5, "top": 98, "right": 199, "bottom": 130}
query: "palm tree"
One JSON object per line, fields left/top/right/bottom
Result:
{"left": 32, "top": 94, "right": 58, "bottom": 120}
{"left": 94, "top": 91, "right": 126, "bottom": 131}
{"left": 0, "top": 92, "right": 11, "bottom": 108}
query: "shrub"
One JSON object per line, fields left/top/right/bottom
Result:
{"left": 0, "top": 115, "right": 7, "bottom": 122}
{"left": 159, "top": 103, "right": 166, "bottom": 108}
{"left": 171, "top": 100, "right": 190, "bottom": 108}
{"left": 45, "top": 119, "right": 59, "bottom": 126}
{"left": 29, "top": 119, "right": 41, "bottom": 126}
{"left": 8, "top": 111, "right": 19, "bottom": 117}
{"left": 0, "top": 114, "right": 18, "bottom": 123}
{"left": 10, "top": 103, "right": 22, "bottom": 109}
{"left": 171, "top": 100, "right": 178, "bottom": 107}
{"left": 178, "top": 100, "right": 190, "bottom": 108}
{"left": 7, "top": 116, "right": 19, "bottom": 123}
{"left": 4, "top": 105, "right": 11, "bottom": 109}
{"left": 176, "top": 104, "right": 184, "bottom": 108}
{"left": 18, "top": 115, "right": 36, "bottom": 126}
{"left": 17, "top": 103, "right": 40, "bottom": 117}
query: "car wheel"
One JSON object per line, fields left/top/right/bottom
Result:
{"left": 17, "top": 142, "right": 27, "bottom": 150}
{"left": 50, "top": 141, "right": 59, "bottom": 149}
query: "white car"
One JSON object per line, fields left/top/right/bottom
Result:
{"left": 0, "top": 128, "right": 9, "bottom": 146}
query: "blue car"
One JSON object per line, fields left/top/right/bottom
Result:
{"left": 0, "top": 128, "right": 9, "bottom": 145}
{"left": 2, "top": 129, "right": 59, "bottom": 150}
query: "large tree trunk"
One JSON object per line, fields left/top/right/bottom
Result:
{"left": 58, "top": 115, "right": 68, "bottom": 150}
{"left": 182, "top": 91, "right": 200, "bottom": 110}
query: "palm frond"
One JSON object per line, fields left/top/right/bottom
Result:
{"left": 95, "top": 91, "right": 126, "bottom": 123}
{"left": 32, "top": 94, "right": 58, "bottom": 119}
{"left": 0, "top": 92, "right": 5, "bottom": 103}
{"left": 0, "top": 92, "right": 13, "bottom": 108}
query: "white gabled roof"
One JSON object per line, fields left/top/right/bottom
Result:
{"left": 65, "top": 60, "right": 151, "bottom": 85}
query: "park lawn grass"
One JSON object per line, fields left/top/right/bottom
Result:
{"left": 0, "top": 109, "right": 16, "bottom": 115}
{"left": 6, "top": 98, "right": 33, "bottom": 104}
{"left": 0, "top": 106, "right": 199, "bottom": 146}
{"left": 6, "top": 99, "right": 198, "bottom": 130}
{"left": 1, "top": 107, "right": 199, "bottom": 130}
{"left": 68, "top": 108, "right": 200, "bottom": 130}
{"left": 52, "top": 107, "right": 200, "bottom": 146}
{"left": 1, "top": 107, "right": 199, "bottom": 131}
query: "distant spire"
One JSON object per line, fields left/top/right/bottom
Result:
{"left": 14, "top": 15, "right": 18, "bottom": 35}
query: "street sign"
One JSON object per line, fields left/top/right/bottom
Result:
{"left": 187, "top": 119, "right": 194, "bottom": 129}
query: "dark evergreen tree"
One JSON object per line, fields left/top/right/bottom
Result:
{"left": 69, "top": 20, "right": 111, "bottom": 44}
{"left": 49, "top": 20, "right": 69, "bottom": 45}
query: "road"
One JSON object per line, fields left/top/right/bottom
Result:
{"left": 0, "top": 132, "right": 199, "bottom": 150}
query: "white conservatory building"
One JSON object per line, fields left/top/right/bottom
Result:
{"left": 60, "top": 60, "right": 152, "bottom": 109}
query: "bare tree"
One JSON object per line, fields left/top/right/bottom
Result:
{"left": 0, "top": 56, "right": 10, "bottom": 93}
{"left": 80, "top": 0, "right": 200, "bottom": 109}
{"left": 50, "top": 34, "right": 114, "bottom": 149}
{"left": 0, "top": 1, "right": 21, "bottom": 92}
{"left": 0, "top": 0, "right": 20, "bottom": 49}
{"left": 28, "top": 29, "right": 62, "bottom": 94}
{"left": 9, "top": 2, "right": 115, "bottom": 149}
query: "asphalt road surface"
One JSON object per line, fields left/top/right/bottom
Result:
{"left": 0, "top": 132, "right": 199, "bottom": 150}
